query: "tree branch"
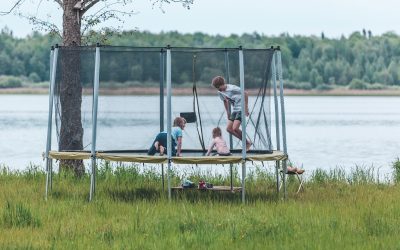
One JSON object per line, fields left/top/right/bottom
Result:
{"left": 18, "top": 13, "right": 62, "bottom": 38}
{"left": 54, "top": 0, "right": 63, "bottom": 7}
{"left": 0, "top": 0, "right": 25, "bottom": 15}
{"left": 82, "top": 0, "right": 101, "bottom": 14}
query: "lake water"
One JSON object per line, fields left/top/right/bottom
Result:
{"left": 0, "top": 95, "right": 399, "bottom": 177}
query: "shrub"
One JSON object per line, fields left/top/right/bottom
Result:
{"left": 0, "top": 75, "right": 23, "bottom": 88}
{"left": 283, "top": 81, "right": 312, "bottom": 90}
{"left": 348, "top": 78, "right": 367, "bottom": 90}
{"left": 366, "top": 83, "right": 387, "bottom": 90}
{"left": 282, "top": 81, "right": 298, "bottom": 89}
{"left": 28, "top": 72, "right": 41, "bottom": 83}
{"left": 297, "top": 82, "right": 313, "bottom": 90}
{"left": 315, "top": 84, "right": 334, "bottom": 91}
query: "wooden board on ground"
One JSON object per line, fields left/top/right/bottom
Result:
{"left": 171, "top": 186, "right": 242, "bottom": 192}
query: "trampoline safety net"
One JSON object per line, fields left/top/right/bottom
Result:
{"left": 50, "top": 46, "right": 279, "bottom": 161}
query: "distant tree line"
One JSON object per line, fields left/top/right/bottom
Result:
{"left": 1, "top": 27, "right": 400, "bottom": 89}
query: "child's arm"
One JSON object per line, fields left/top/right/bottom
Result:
{"left": 176, "top": 136, "right": 182, "bottom": 156}
{"left": 206, "top": 140, "right": 215, "bottom": 156}
{"left": 223, "top": 98, "right": 230, "bottom": 118}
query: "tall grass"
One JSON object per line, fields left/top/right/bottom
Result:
{"left": 0, "top": 160, "right": 399, "bottom": 249}
{"left": 393, "top": 157, "right": 400, "bottom": 183}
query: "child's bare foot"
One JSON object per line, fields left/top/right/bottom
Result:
{"left": 159, "top": 145, "right": 165, "bottom": 156}
{"left": 296, "top": 169, "right": 305, "bottom": 174}
{"left": 154, "top": 141, "right": 159, "bottom": 151}
{"left": 246, "top": 141, "right": 252, "bottom": 151}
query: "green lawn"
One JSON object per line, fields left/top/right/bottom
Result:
{"left": 1, "top": 161, "right": 400, "bottom": 249}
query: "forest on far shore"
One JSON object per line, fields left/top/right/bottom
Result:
{"left": 0, "top": 27, "right": 400, "bottom": 91}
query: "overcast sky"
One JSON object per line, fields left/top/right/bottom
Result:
{"left": 0, "top": 0, "right": 399, "bottom": 38}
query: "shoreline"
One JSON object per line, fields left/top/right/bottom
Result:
{"left": 1, "top": 87, "right": 400, "bottom": 96}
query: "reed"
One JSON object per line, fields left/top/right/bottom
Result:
{"left": 0, "top": 160, "right": 399, "bottom": 249}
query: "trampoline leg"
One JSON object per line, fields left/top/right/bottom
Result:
{"left": 167, "top": 161, "right": 171, "bottom": 200}
{"left": 230, "top": 163, "right": 233, "bottom": 192}
{"left": 275, "top": 160, "right": 280, "bottom": 198}
{"left": 282, "top": 160, "right": 288, "bottom": 200}
{"left": 161, "top": 163, "right": 165, "bottom": 192}
{"left": 89, "top": 158, "right": 96, "bottom": 201}
{"left": 242, "top": 161, "right": 246, "bottom": 203}
{"left": 49, "top": 159, "right": 53, "bottom": 191}
{"left": 45, "top": 158, "right": 50, "bottom": 200}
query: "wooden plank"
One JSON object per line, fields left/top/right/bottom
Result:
{"left": 171, "top": 186, "right": 242, "bottom": 192}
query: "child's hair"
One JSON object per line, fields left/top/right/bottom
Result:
{"left": 211, "top": 76, "right": 226, "bottom": 89}
{"left": 212, "top": 127, "right": 222, "bottom": 138}
{"left": 173, "top": 117, "right": 186, "bottom": 129}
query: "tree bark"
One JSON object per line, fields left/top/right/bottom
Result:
{"left": 59, "top": 0, "right": 84, "bottom": 176}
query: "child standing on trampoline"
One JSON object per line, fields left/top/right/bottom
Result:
{"left": 206, "top": 127, "right": 231, "bottom": 156}
{"left": 147, "top": 117, "right": 186, "bottom": 156}
{"left": 211, "top": 76, "right": 252, "bottom": 151}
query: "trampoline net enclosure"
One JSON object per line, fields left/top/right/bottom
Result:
{"left": 50, "top": 46, "right": 280, "bottom": 162}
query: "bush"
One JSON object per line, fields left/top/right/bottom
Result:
{"left": 348, "top": 78, "right": 367, "bottom": 90}
{"left": 0, "top": 75, "right": 23, "bottom": 88}
{"left": 315, "top": 84, "right": 334, "bottom": 91}
{"left": 366, "top": 83, "right": 387, "bottom": 90}
{"left": 284, "top": 81, "right": 313, "bottom": 90}
{"left": 297, "top": 82, "right": 313, "bottom": 90}
{"left": 28, "top": 72, "right": 41, "bottom": 83}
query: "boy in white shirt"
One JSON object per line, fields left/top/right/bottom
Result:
{"left": 211, "top": 76, "right": 252, "bottom": 151}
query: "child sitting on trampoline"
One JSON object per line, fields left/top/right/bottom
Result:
{"left": 147, "top": 117, "right": 186, "bottom": 157}
{"left": 211, "top": 76, "right": 252, "bottom": 151}
{"left": 206, "top": 127, "right": 231, "bottom": 156}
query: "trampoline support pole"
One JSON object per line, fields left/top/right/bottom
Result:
{"left": 49, "top": 159, "right": 53, "bottom": 191}
{"left": 167, "top": 161, "right": 171, "bottom": 199}
{"left": 162, "top": 164, "right": 165, "bottom": 192}
{"left": 45, "top": 46, "right": 57, "bottom": 200}
{"left": 160, "top": 49, "right": 165, "bottom": 192}
{"left": 272, "top": 50, "right": 281, "bottom": 198}
{"left": 90, "top": 45, "right": 101, "bottom": 201}
{"left": 277, "top": 49, "right": 288, "bottom": 200}
{"left": 166, "top": 46, "right": 172, "bottom": 200}
{"left": 242, "top": 161, "right": 246, "bottom": 203}
{"left": 238, "top": 47, "right": 246, "bottom": 203}
{"left": 230, "top": 164, "right": 233, "bottom": 192}
{"left": 275, "top": 160, "right": 280, "bottom": 196}
{"left": 224, "top": 49, "right": 234, "bottom": 192}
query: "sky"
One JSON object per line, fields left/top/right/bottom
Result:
{"left": 0, "top": 0, "right": 399, "bottom": 38}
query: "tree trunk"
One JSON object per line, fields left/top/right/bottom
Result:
{"left": 59, "top": 0, "right": 84, "bottom": 176}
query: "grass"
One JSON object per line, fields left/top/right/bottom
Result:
{"left": 0, "top": 160, "right": 400, "bottom": 249}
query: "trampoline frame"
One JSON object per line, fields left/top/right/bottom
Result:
{"left": 44, "top": 45, "right": 289, "bottom": 202}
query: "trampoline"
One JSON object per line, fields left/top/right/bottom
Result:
{"left": 44, "top": 45, "right": 289, "bottom": 202}
{"left": 48, "top": 149, "right": 287, "bottom": 164}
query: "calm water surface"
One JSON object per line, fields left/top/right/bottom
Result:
{"left": 0, "top": 95, "right": 399, "bottom": 176}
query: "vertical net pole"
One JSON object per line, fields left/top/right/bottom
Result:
{"left": 45, "top": 46, "right": 57, "bottom": 199}
{"left": 166, "top": 46, "right": 172, "bottom": 200}
{"left": 277, "top": 48, "right": 288, "bottom": 199}
{"left": 89, "top": 45, "right": 101, "bottom": 201}
{"left": 271, "top": 50, "right": 281, "bottom": 197}
{"left": 224, "top": 49, "right": 234, "bottom": 191}
{"left": 239, "top": 47, "right": 246, "bottom": 203}
{"left": 160, "top": 49, "right": 165, "bottom": 192}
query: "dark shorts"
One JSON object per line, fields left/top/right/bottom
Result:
{"left": 229, "top": 111, "right": 242, "bottom": 121}
{"left": 147, "top": 133, "right": 177, "bottom": 156}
